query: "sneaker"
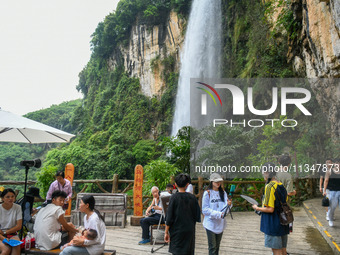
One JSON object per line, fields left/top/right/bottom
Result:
{"left": 326, "top": 212, "right": 329, "bottom": 221}
{"left": 138, "top": 239, "right": 150, "bottom": 245}
{"left": 329, "top": 220, "right": 334, "bottom": 227}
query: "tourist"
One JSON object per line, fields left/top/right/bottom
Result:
{"left": 138, "top": 186, "right": 164, "bottom": 245}
{"left": 323, "top": 158, "right": 340, "bottom": 227}
{"left": 46, "top": 171, "right": 72, "bottom": 210}
{"left": 60, "top": 195, "right": 106, "bottom": 255}
{"left": 202, "top": 173, "right": 232, "bottom": 255}
{"left": 164, "top": 173, "right": 201, "bottom": 255}
{"left": 34, "top": 190, "right": 78, "bottom": 250}
{"left": 276, "top": 155, "right": 296, "bottom": 197}
{"left": 0, "top": 189, "right": 22, "bottom": 255}
{"left": 321, "top": 158, "right": 333, "bottom": 220}
{"left": 253, "top": 162, "right": 290, "bottom": 255}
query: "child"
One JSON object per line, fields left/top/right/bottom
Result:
{"left": 202, "top": 173, "right": 232, "bottom": 255}
{"left": 164, "top": 173, "right": 201, "bottom": 255}
{"left": 253, "top": 162, "right": 290, "bottom": 255}
{"left": 61, "top": 229, "right": 97, "bottom": 250}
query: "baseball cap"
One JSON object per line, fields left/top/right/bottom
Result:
{"left": 210, "top": 173, "right": 223, "bottom": 182}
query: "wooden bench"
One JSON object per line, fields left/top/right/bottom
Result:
{"left": 24, "top": 248, "right": 116, "bottom": 254}
{"left": 71, "top": 193, "right": 127, "bottom": 227}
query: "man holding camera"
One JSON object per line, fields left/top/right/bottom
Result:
{"left": 138, "top": 186, "right": 164, "bottom": 245}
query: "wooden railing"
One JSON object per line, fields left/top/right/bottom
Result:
{"left": 0, "top": 175, "right": 317, "bottom": 211}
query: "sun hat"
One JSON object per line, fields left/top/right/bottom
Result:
{"left": 210, "top": 173, "right": 223, "bottom": 182}
{"left": 26, "top": 186, "right": 42, "bottom": 198}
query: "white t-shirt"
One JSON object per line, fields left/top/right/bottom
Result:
{"left": 0, "top": 203, "right": 22, "bottom": 231}
{"left": 84, "top": 212, "right": 106, "bottom": 255}
{"left": 34, "top": 203, "right": 64, "bottom": 250}
{"left": 186, "top": 184, "right": 194, "bottom": 194}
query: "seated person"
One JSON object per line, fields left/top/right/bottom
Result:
{"left": 61, "top": 228, "right": 97, "bottom": 250}
{"left": 0, "top": 188, "right": 22, "bottom": 255}
{"left": 166, "top": 184, "right": 174, "bottom": 194}
{"left": 139, "top": 186, "right": 164, "bottom": 245}
{"left": 34, "top": 190, "right": 78, "bottom": 250}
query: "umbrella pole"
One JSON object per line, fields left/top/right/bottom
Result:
{"left": 20, "top": 165, "right": 29, "bottom": 239}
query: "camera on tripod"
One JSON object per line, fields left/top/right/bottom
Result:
{"left": 20, "top": 159, "right": 41, "bottom": 168}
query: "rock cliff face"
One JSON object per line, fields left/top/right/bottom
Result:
{"left": 108, "top": 11, "right": 185, "bottom": 97}
{"left": 289, "top": 0, "right": 340, "bottom": 140}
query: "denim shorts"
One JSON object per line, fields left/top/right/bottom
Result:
{"left": 264, "top": 234, "right": 288, "bottom": 249}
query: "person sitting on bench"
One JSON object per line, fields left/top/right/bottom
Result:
{"left": 34, "top": 190, "right": 78, "bottom": 250}
{"left": 0, "top": 188, "right": 22, "bottom": 255}
{"left": 60, "top": 195, "right": 106, "bottom": 255}
{"left": 139, "top": 186, "right": 164, "bottom": 245}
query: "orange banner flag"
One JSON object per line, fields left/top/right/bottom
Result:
{"left": 133, "top": 165, "right": 144, "bottom": 216}
{"left": 64, "top": 163, "right": 74, "bottom": 216}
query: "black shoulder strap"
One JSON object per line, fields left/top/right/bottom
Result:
{"left": 273, "top": 184, "right": 287, "bottom": 206}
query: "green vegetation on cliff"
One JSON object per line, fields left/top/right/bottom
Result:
{"left": 2, "top": 0, "right": 337, "bottom": 198}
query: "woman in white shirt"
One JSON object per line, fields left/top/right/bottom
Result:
{"left": 202, "top": 173, "right": 232, "bottom": 255}
{"left": 60, "top": 195, "right": 106, "bottom": 255}
{"left": 0, "top": 189, "right": 22, "bottom": 255}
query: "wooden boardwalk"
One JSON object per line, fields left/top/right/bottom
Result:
{"left": 105, "top": 207, "right": 335, "bottom": 255}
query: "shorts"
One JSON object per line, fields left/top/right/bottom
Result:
{"left": 264, "top": 234, "right": 288, "bottom": 249}
{"left": 53, "top": 231, "right": 69, "bottom": 249}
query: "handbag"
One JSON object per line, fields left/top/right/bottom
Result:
{"left": 322, "top": 196, "right": 330, "bottom": 207}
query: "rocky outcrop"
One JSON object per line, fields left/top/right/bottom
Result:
{"left": 288, "top": 0, "right": 340, "bottom": 140}
{"left": 108, "top": 11, "right": 185, "bottom": 97}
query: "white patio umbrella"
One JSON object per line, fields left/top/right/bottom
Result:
{"left": 0, "top": 108, "right": 76, "bottom": 237}
{"left": 0, "top": 109, "right": 75, "bottom": 143}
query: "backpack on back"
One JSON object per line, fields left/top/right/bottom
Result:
{"left": 274, "top": 184, "right": 294, "bottom": 225}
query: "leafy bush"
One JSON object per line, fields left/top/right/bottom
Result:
{"left": 35, "top": 165, "right": 58, "bottom": 198}
{"left": 144, "top": 159, "right": 180, "bottom": 194}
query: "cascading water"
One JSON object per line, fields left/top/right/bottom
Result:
{"left": 171, "top": 0, "right": 222, "bottom": 136}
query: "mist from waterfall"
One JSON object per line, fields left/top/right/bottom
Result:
{"left": 171, "top": 0, "right": 222, "bottom": 136}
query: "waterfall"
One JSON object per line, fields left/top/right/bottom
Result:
{"left": 171, "top": 0, "right": 222, "bottom": 136}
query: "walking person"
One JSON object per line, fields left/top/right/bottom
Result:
{"left": 164, "top": 173, "right": 201, "bottom": 255}
{"left": 253, "top": 162, "right": 290, "bottom": 255}
{"left": 202, "top": 173, "right": 232, "bottom": 255}
{"left": 323, "top": 158, "right": 340, "bottom": 227}
{"left": 321, "top": 158, "right": 334, "bottom": 221}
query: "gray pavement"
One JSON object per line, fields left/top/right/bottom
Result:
{"left": 105, "top": 205, "right": 336, "bottom": 254}
{"left": 303, "top": 198, "right": 340, "bottom": 254}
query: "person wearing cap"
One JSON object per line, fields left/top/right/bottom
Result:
{"left": 202, "top": 173, "right": 232, "bottom": 255}
{"left": 46, "top": 171, "right": 72, "bottom": 210}
{"left": 20, "top": 187, "right": 43, "bottom": 224}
